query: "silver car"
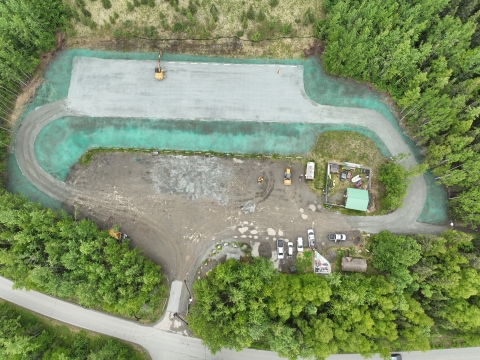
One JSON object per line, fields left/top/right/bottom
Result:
{"left": 307, "top": 229, "right": 315, "bottom": 249}
{"left": 277, "top": 239, "right": 284, "bottom": 260}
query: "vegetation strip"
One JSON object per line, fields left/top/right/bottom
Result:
{"left": 0, "top": 300, "right": 149, "bottom": 359}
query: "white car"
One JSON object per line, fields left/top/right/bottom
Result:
{"left": 288, "top": 242, "right": 294, "bottom": 256}
{"left": 307, "top": 229, "right": 315, "bottom": 249}
{"left": 297, "top": 237, "right": 304, "bottom": 252}
{"left": 277, "top": 239, "right": 284, "bottom": 259}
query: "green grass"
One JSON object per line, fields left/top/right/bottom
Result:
{"left": 308, "top": 131, "right": 388, "bottom": 214}
{"left": 64, "top": 0, "right": 324, "bottom": 57}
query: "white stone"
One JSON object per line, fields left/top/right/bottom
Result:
{"left": 238, "top": 227, "right": 248, "bottom": 234}
{"left": 309, "top": 204, "right": 316, "bottom": 212}
{"left": 299, "top": 208, "right": 304, "bottom": 213}
{"left": 278, "top": 230, "right": 284, "bottom": 236}
{"left": 301, "top": 214, "right": 308, "bottom": 220}
{"left": 267, "top": 228, "right": 276, "bottom": 236}
{"left": 254, "top": 236, "right": 258, "bottom": 239}
{"left": 241, "top": 235, "right": 247, "bottom": 238}
{"left": 250, "top": 230, "right": 258, "bottom": 234}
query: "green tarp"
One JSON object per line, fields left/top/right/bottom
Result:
{"left": 345, "top": 188, "right": 369, "bottom": 211}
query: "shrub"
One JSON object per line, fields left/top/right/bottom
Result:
{"left": 304, "top": 7, "right": 315, "bottom": 25}
{"left": 147, "top": 0, "right": 155, "bottom": 6}
{"left": 257, "top": 9, "right": 266, "bottom": 21}
{"left": 236, "top": 30, "right": 244, "bottom": 37}
{"left": 109, "top": 15, "right": 116, "bottom": 24}
{"left": 246, "top": 5, "right": 255, "bottom": 20}
{"left": 81, "top": 7, "right": 91, "bottom": 17}
{"left": 210, "top": 4, "right": 219, "bottom": 22}
{"left": 126, "top": 1, "right": 134, "bottom": 12}
{"left": 144, "top": 25, "right": 157, "bottom": 37}
{"left": 75, "top": 0, "right": 86, "bottom": 7}
{"left": 269, "top": 0, "right": 279, "bottom": 7}
{"left": 133, "top": 0, "right": 140, "bottom": 6}
{"left": 250, "top": 32, "right": 261, "bottom": 41}
{"left": 188, "top": 0, "right": 197, "bottom": 15}
{"left": 141, "top": 0, "right": 148, "bottom": 5}
{"left": 172, "top": 22, "right": 184, "bottom": 32}
{"left": 379, "top": 161, "right": 409, "bottom": 211}
{"left": 187, "top": 12, "right": 195, "bottom": 24}
{"left": 101, "top": 0, "right": 112, "bottom": 9}
{"left": 281, "top": 23, "right": 292, "bottom": 35}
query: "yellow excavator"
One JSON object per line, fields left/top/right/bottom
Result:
{"left": 155, "top": 51, "right": 165, "bottom": 80}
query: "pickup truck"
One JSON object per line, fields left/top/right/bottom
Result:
{"left": 328, "top": 233, "right": 346, "bottom": 242}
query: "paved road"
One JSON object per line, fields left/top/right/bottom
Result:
{"left": 2, "top": 276, "right": 478, "bottom": 360}
{"left": 15, "top": 58, "right": 445, "bottom": 234}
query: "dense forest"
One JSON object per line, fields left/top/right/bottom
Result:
{"left": 188, "top": 230, "right": 480, "bottom": 359}
{"left": 0, "top": 300, "right": 149, "bottom": 359}
{"left": 0, "top": 192, "right": 167, "bottom": 321}
{"left": 316, "top": 0, "right": 480, "bottom": 227}
{"left": 0, "top": 0, "right": 68, "bottom": 185}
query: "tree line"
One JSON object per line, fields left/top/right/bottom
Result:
{"left": 188, "top": 230, "right": 480, "bottom": 359}
{"left": 0, "top": 191, "right": 167, "bottom": 321}
{"left": 0, "top": 0, "right": 68, "bottom": 183}
{"left": 0, "top": 300, "right": 149, "bottom": 359}
{"left": 316, "top": 0, "right": 480, "bottom": 227}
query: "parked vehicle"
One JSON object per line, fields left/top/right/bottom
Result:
{"left": 328, "top": 233, "right": 347, "bottom": 242}
{"left": 390, "top": 354, "right": 402, "bottom": 360}
{"left": 307, "top": 229, "right": 315, "bottom": 249}
{"left": 288, "top": 242, "right": 294, "bottom": 256}
{"left": 277, "top": 239, "right": 284, "bottom": 259}
{"left": 297, "top": 237, "right": 304, "bottom": 252}
{"left": 305, "top": 162, "right": 315, "bottom": 180}
{"left": 284, "top": 168, "right": 292, "bottom": 185}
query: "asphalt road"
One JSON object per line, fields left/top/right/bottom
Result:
{"left": 15, "top": 58, "right": 445, "bottom": 234}
{"left": 1, "top": 277, "right": 478, "bottom": 360}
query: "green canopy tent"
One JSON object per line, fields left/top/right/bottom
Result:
{"left": 345, "top": 188, "right": 369, "bottom": 211}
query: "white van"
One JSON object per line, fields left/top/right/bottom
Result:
{"left": 297, "top": 237, "right": 304, "bottom": 252}
{"left": 288, "top": 242, "right": 294, "bottom": 256}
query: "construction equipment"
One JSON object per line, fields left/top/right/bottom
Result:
{"left": 284, "top": 167, "right": 292, "bottom": 185}
{"left": 109, "top": 228, "right": 129, "bottom": 241}
{"left": 109, "top": 228, "right": 121, "bottom": 239}
{"left": 154, "top": 51, "right": 165, "bottom": 80}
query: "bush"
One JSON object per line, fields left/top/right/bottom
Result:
{"left": 379, "top": 161, "right": 409, "bottom": 211}
{"left": 75, "top": 0, "right": 86, "bottom": 7}
{"left": 236, "top": 30, "right": 244, "bottom": 37}
{"left": 281, "top": 22, "right": 292, "bottom": 35}
{"left": 188, "top": 0, "right": 197, "bottom": 15}
{"left": 250, "top": 32, "right": 261, "bottom": 41}
{"left": 126, "top": 1, "right": 134, "bottom": 12}
{"left": 101, "top": 0, "right": 112, "bottom": 9}
{"left": 269, "top": 0, "right": 279, "bottom": 7}
{"left": 304, "top": 7, "right": 315, "bottom": 25}
{"left": 81, "top": 7, "right": 91, "bottom": 17}
{"left": 257, "top": 9, "right": 266, "bottom": 21}
{"left": 147, "top": 0, "right": 155, "bottom": 6}
{"left": 210, "top": 4, "right": 219, "bottom": 22}
{"left": 246, "top": 5, "right": 255, "bottom": 20}
{"left": 109, "top": 15, "right": 116, "bottom": 24}
{"left": 144, "top": 25, "right": 157, "bottom": 37}
{"left": 133, "top": 0, "right": 140, "bottom": 6}
{"left": 172, "top": 22, "right": 184, "bottom": 32}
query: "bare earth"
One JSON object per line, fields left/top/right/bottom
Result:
{"left": 66, "top": 152, "right": 350, "bottom": 282}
